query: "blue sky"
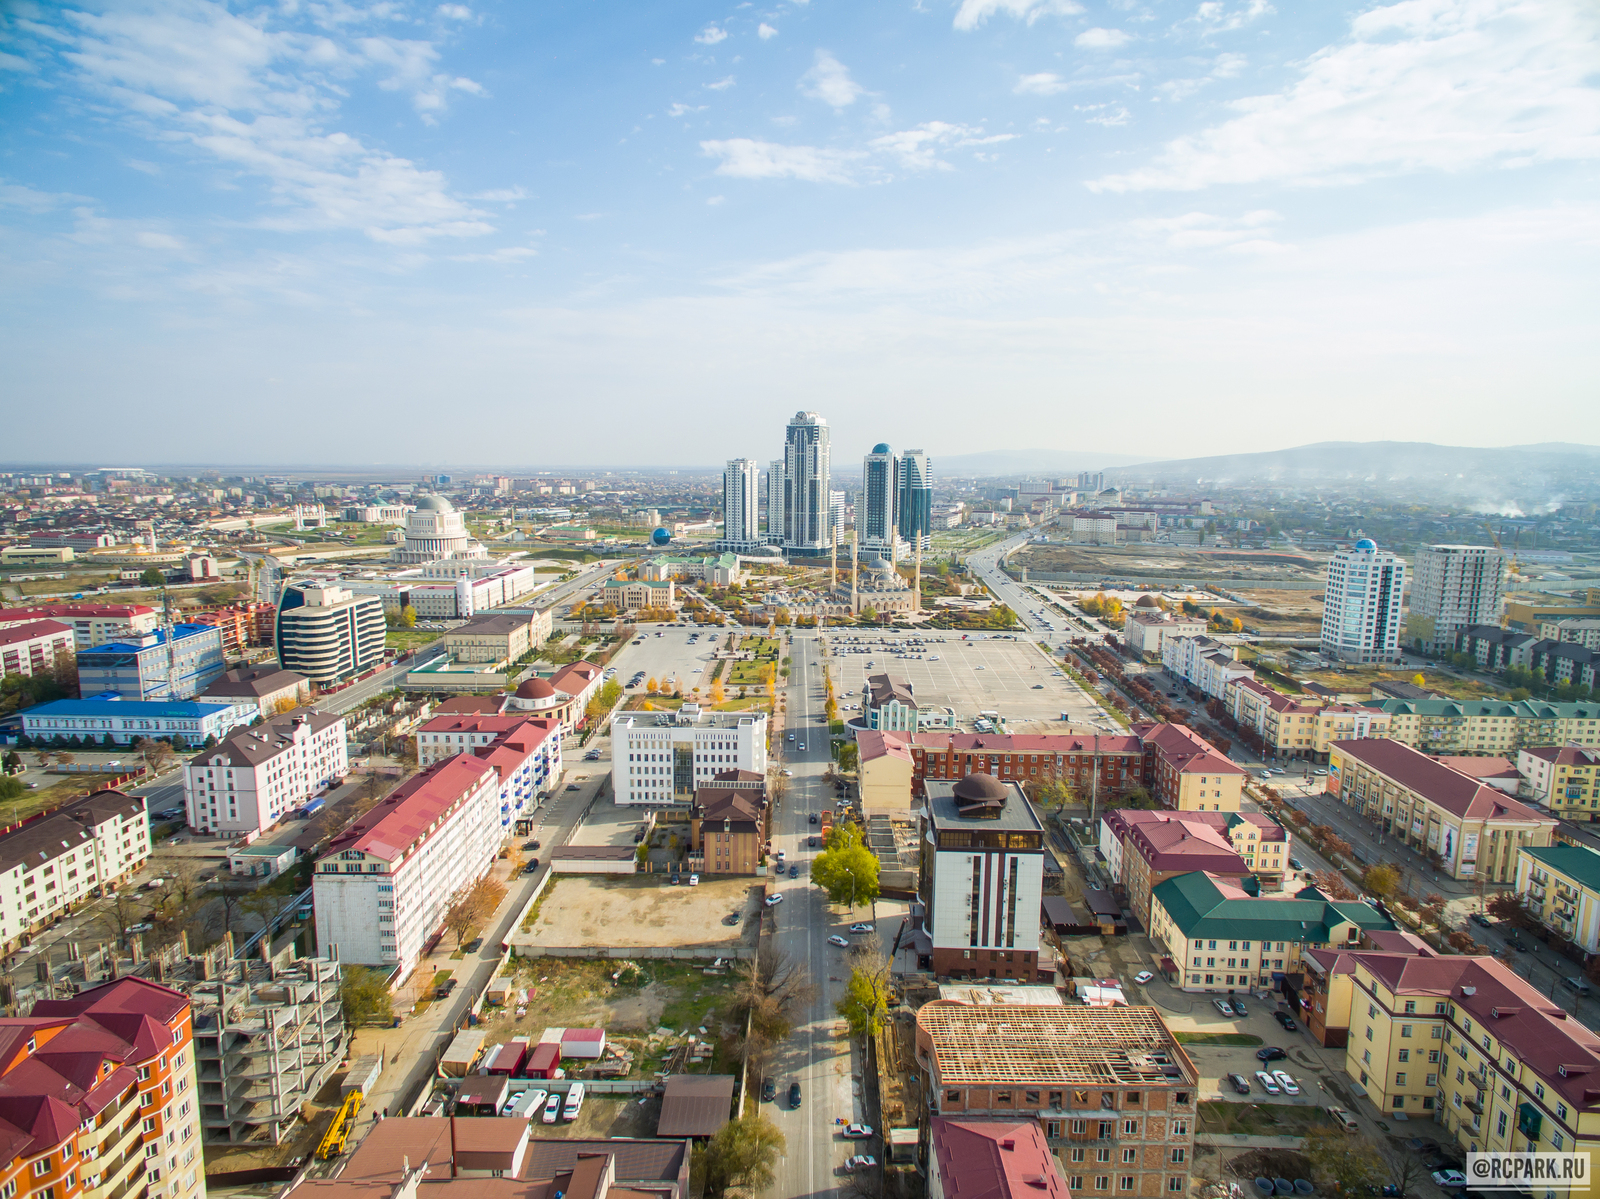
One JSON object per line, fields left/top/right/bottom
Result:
{"left": 1, "top": 0, "right": 1597, "bottom": 468}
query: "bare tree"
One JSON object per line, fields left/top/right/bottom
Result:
{"left": 134, "top": 738, "right": 175, "bottom": 776}
{"left": 732, "top": 943, "right": 816, "bottom": 1041}
{"left": 97, "top": 889, "right": 144, "bottom": 949}
{"left": 1376, "top": 1139, "right": 1430, "bottom": 1197}
{"left": 442, "top": 875, "right": 507, "bottom": 947}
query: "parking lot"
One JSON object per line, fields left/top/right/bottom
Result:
{"left": 821, "top": 630, "right": 1110, "bottom": 730}
{"left": 1152, "top": 992, "right": 1329, "bottom": 1106}
{"left": 605, "top": 624, "right": 739, "bottom": 699}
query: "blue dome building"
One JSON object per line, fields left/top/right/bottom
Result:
{"left": 651, "top": 527, "right": 672, "bottom": 547}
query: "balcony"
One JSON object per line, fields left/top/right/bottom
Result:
{"left": 1466, "top": 1071, "right": 1488, "bottom": 1091}
{"left": 1464, "top": 1098, "right": 1484, "bottom": 1115}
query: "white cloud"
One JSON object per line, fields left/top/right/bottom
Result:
{"left": 695, "top": 24, "right": 728, "bottom": 44}
{"left": 135, "top": 230, "right": 188, "bottom": 250}
{"left": 1075, "top": 27, "right": 1131, "bottom": 48}
{"left": 668, "top": 102, "right": 708, "bottom": 117}
{"left": 1080, "top": 104, "right": 1130, "bottom": 126}
{"left": 1015, "top": 72, "right": 1069, "bottom": 95}
{"left": 436, "top": 4, "right": 473, "bottom": 18}
{"left": 473, "top": 187, "right": 527, "bottom": 202}
{"left": 869, "top": 122, "right": 1018, "bottom": 170}
{"left": 1129, "top": 209, "right": 1282, "bottom": 249}
{"left": 706, "top": 75, "right": 736, "bottom": 90}
{"left": 1158, "top": 52, "right": 1246, "bottom": 101}
{"left": 0, "top": 181, "right": 88, "bottom": 212}
{"left": 758, "top": 23, "right": 778, "bottom": 39}
{"left": 449, "top": 244, "right": 538, "bottom": 262}
{"left": 953, "top": 0, "right": 1083, "bottom": 32}
{"left": 1178, "top": 0, "right": 1273, "bottom": 36}
{"left": 701, "top": 138, "right": 862, "bottom": 183}
{"left": 1093, "top": 0, "right": 1600, "bottom": 192}
{"left": 800, "top": 50, "right": 863, "bottom": 108}
{"left": 707, "top": 194, "right": 726, "bottom": 205}
{"left": 50, "top": 3, "right": 494, "bottom": 242}
{"left": 0, "top": 49, "right": 39, "bottom": 73}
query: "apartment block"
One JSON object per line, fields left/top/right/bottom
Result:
{"left": 1515, "top": 845, "right": 1600, "bottom": 955}
{"left": 1327, "top": 738, "right": 1556, "bottom": 881}
{"left": 0, "top": 602, "right": 158, "bottom": 649}
{"left": 471, "top": 717, "right": 563, "bottom": 831}
{"left": 0, "top": 790, "right": 151, "bottom": 953}
{"left": 909, "top": 731, "right": 1143, "bottom": 800}
{"left": 1124, "top": 611, "right": 1207, "bottom": 662}
{"left": 1224, "top": 679, "right": 1393, "bottom": 762}
{"left": 917, "top": 775, "right": 1046, "bottom": 981}
{"left": 183, "top": 711, "right": 348, "bottom": 837}
{"left": 1099, "top": 810, "right": 1287, "bottom": 896}
{"left": 442, "top": 612, "right": 549, "bottom": 668}
{"left": 200, "top": 664, "right": 311, "bottom": 719}
{"left": 611, "top": 708, "right": 768, "bottom": 808}
{"left": 418, "top": 713, "right": 536, "bottom": 766}
{"left": 1321, "top": 540, "right": 1405, "bottom": 664}
{"left": 1132, "top": 724, "right": 1245, "bottom": 812}
{"left": 857, "top": 730, "right": 915, "bottom": 811}
{"left": 1306, "top": 948, "right": 1600, "bottom": 1157}
{"left": 275, "top": 583, "right": 386, "bottom": 685}
{"left": 1517, "top": 746, "right": 1600, "bottom": 816}
{"left": 314, "top": 755, "right": 503, "bottom": 978}
{"left": 1147, "top": 871, "right": 1392, "bottom": 995}
{"left": 1162, "top": 634, "right": 1253, "bottom": 701}
{"left": 1408, "top": 544, "right": 1507, "bottom": 655}
{"left": 1099, "top": 807, "right": 1290, "bottom": 928}
{"left": 1364, "top": 697, "right": 1600, "bottom": 755}
{"left": 0, "top": 619, "right": 75, "bottom": 680}
{"left": 188, "top": 954, "right": 346, "bottom": 1145}
{"left": 22, "top": 976, "right": 207, "bottom": 1199}
{"left": 77, "top": 624, "right": 225, "bottom": 701}
{"left": 916, "top": 1001, "right": 1197, "bottom": 1199}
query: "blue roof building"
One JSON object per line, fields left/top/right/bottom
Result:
{"left": 19, "top": 695, "right": 257, "bottom": 747}
{"left": 75, "top": 623, "right": 226, "bottom": 700}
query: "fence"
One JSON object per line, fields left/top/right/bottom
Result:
{"left": 509, "top": 944, "right": 754, "bottom": 962}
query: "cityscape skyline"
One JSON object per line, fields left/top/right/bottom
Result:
{"left": 2, "top": 0, "right": 1596, "bottom": 463}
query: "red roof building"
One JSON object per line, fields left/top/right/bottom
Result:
{"left": 1130, "top": 723, "right": 1246, "bottom": 812}
{"left": 0, "top": 975, "right": 205, "bottom": 1199}
{"left": 929, "top": 1119, "right": 1069, "bottom": 1199}
{"left": 909, "top": 732, "right": 1143, "bottom": 798}
{"left": 0, "top": 621, "right": 75, "bottom": 682}
{"left": 0, "top": 605, "right": 157, "bottom": 650}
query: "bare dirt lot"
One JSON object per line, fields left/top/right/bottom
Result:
{"left": 1015, "top": 544, "right": 1325, "bottom": 585}
{"left": 515, "top": 875, "right": 763, "bottom": 951}
{"left": 1233, "top": 588, "right": 1325, "bottom": 637}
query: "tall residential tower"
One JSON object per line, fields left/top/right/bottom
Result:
{"left": 898, "top": 449, "right": 932, "bottom": 550}
{"left": 721, "top": 458, "right": 762, "bottom": 549}
{"left": 1407, "top": 544, "right": 1507, "bottom": 655}
{"left": 1321, "top": 539, "right": 1406, "bottom": 664}
{"left": 862, "top": 444, "right": 899, "bottom": 554}
{"left": 777, "top": 411, "right": 831, "bottom": 552}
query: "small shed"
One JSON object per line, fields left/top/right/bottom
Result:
{"left": 226, "top": 841, "right": 300, "bottom": 879}
{"left": 490, "top": 1036, "right": 529, "bottom": 1076}
{"left": 522, "top": 1042, "right": 561, "bottom": 1080}
{"left": 561, "top": 1028, "right": 606, "bottom": 1060}
{"left": 887, "top": 1128, "right": 919, "bottom": 1165}
{"left": 455, "top": 1074, "right": 509, "bottom": 1117}
{"left": 550, "top": 845, "right": 639, "bottom": 874}
{"left": 441, "top": 1029, "right": 487, "bottom": 1077}
{"left": 1082, "top": 887, "right": 1126, "bottom": 934}
{"left": 656, "top": 1074, "right": 736, "bottom": 1139}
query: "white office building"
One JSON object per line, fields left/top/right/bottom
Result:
{"left": 776, "top": 411, "right": 831, "bottom": 553}
{"left": 184, "top": 710, "right": 349, "bottom": 836}
{"left": 1162, "top": 634, "right": 1255, "bottom": 700}
{"left": 766, "top": 458, "right": 785, "bottom": 543}
{"left": 313, "top": 754, "right": 503, "bottom": 980}
{"left": 1320, "top": 539, "right": 1406, "bottom": 664}
{"left": 611, "top": 706, "right": 768, "bottom": 806}
{"left": 275, "top": 583, "right": 387, "bottom": 685}
{"left": 1407, "top": 543, "right": 1507, "bottom": 655}
{"left": 722, "top": 458, "right": 762, "bottom": 549}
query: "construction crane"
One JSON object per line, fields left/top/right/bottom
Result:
{"left": 316, "top": 1089, "right": 364, "bottom": 1160}
{"left": 1482, "top": 522, "right": 1522, "bottom": 579}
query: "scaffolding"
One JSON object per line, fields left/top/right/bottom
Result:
{"left": 916, "top": 1002, "right": 1196, "bottom": 1087}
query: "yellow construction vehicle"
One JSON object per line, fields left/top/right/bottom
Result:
{"left": 316, "top": 1089, "right": 363, "bottom": 1160}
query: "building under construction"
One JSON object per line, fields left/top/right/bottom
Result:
{"left": 185, "top": 945, "right": 347, "bottom": 1144}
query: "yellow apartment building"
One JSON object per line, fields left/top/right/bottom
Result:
{"left": 1515, "top": 844, "right": 1600, "bottom": 957}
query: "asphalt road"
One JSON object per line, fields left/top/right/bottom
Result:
{"left": 766, "top": 632, "right": 877, "bottom": 1199}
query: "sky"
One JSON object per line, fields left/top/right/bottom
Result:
{"left": 1, "top": 0, "right": 1598, "bottom": 469}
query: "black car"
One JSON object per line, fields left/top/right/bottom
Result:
{"left": 566, "top": 783, "right": 581, "bottom": 791}
{"left": 1256, "top": 1047, "right": 1287, "bottom": 1062}
{"left": 789, "top": 864, "right": 799, "bottom": 877}
{"left": 762, "top": 1079, "right": 777, "bottom": 1102}
{"left": 808, "top": 836, "right": 818, "bottom": 848}
{"left": 789, "top": 1082, "right": 802, "bottom": 1108}
{"left": 522, "top": 840, "right": 541, "bottom": 851}
{"left": 809, "top": 814, "right": 819, "bottom": 825}
{"left": 723, "top": 911, "right": 742, "bottom": 925}
{"left": 1227, "top": 1073, "right": 1251, "bottom": 1094}
{"left": 1470, "top": 912, "right": 1492, "bottom": 927}
{"left": 464, "top": 939, "right": 482, "bottom": 954}
{"left": 523, "top": 859, "right": 539, "bottom": 874}
{"left": 1273, "top": 1011, "right": 1298, "bottom": 1032}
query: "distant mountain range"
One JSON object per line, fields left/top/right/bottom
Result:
{"left": 934, "top": 449, "right": 1156, "bottom": 477}
{"left": 1103, "top": 441, "right": 1600, "bottom": 494}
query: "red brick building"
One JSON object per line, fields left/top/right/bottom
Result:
{"left": 909, "top": 732, "right": 1143, "bottom": 798}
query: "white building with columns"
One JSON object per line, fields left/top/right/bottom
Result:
{"left": 611, "top": 707, "right": 768, "bottom": 807}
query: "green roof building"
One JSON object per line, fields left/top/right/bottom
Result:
{"left": 1514, "top": 843, "right": 1600, "bottom": 955}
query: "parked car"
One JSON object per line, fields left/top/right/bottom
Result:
{"left": 522, "top": 840, "right": 540, "bottom": 851}
{"left": 127, "top": 922, "right": 153, "bottom": 934}
{"left": 1134, "top": 971, "right": 1155, "bottom": 985}
{"left": 843, "top": 1124, "right": 874, "bottom": 1139}
{"left": 688, "top": 874, "right": 699, "bottom": 886}
{"left": 808, "top": 836, "right": 819, "bottom": 847}
{"left": 566, "top": 783, "right": 581, "bottom": 791}
{"left": 1432, "top": 1172, "right": 1468, "bottom": 1189}
{"left": 1327, "top": 1107, "right": 1358, "bottom": 1133}
{"left": 761, "top": 1079, "right": 776, "bottom": 1102}
{"left": 850, "top": 923, "right": 874, "bottom": 934}
{"left": 1227, "top": 1073, "right": 1252, "bottom": 1094}
{"left": 542, "top": 1092, "right": 563, "bottom": 1124}
{"left": 1232, "top": 998, "right": 1249, "bottom": 1016}
{"left": 1254, "top": 1071, "right": 1281, "bottom": 1095}
{"left": 723, "top": 911, "right": 742, "bottom": 925}
{"left": 1273, "top": 1011, "right": 1299, "bottom": 1032}
{"left": 1288, "top": 857, "right": 1303, "bottom": 871}
{"left": 845, "top": 1156, "right": 877, "bottom": 1173}
{"left": 788, "top": 864, "right": 800, "bottom": 877}
{"left": 1256, "top": 1047, "right": 1287, "bottom": 1062}
{"left": 1271, "top": 1070, "right": 1300, "bottom": 1095}
{"left": 523, "top": 858, "right": 539, "bottom": 873}
{"left": 1564, "top": 976, "right": 1592, "bottom": 995}
{"left": 1471, "top": 912, "right": 1492, "bottom": 927}
{"left": 828, "top": 935, "right": 850, "bottom": 947}
{"left": 764, "top": 894, "right": 784, "bottom": 907}
{"left": 1213, "top": 999, "right": 1235, "bottom": 1017}
{"left": 789, "top": 1082, "right": 802, "bottom": 1108}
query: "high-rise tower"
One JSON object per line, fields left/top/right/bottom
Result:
{"left": 779, "top": 412, "right": 831, "bottom": 552}
{"left": 862, "top": 443, "right": 900, "bottom": 554}
{"left": 898, "top": 449, "right": 932, "bottom": 551}
{"left": 722, "top": 458, "right": 761, "bottom": 549}
{"left": 1321, "top": 539, "right": 1406, "bottom": 664}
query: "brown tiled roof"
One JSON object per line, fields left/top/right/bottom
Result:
{"left": 911, "top": 732, "right": 1143, "bottom": 755}
{"left": 856, "top": 730, "right": 911, "bottom": 764}
{"left": 655, "top": 1074, "right": 735, "bottom": 1138}
{"left": 200, "top": 664, "right": 307, "bottom": 699}
{"left": 0, "top": 790, "right": 145, "bottom": 875}
{"left": 1331, "top": 739, "right": 1548, "bottom": 821}
{"left": 190, "top": 710, "right": 343, "bottom": 768}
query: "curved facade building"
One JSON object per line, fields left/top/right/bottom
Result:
{"left": 275, "top": 583, "right": 386, "bottom": 685}
{"left": 391, "top": 495, "right": 485, "bottom": 564}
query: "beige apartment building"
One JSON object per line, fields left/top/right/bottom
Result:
{"left": 1364, "top": 697, "right": 1600, "bottom": 755}
{"left": 443, "top": 611, "right": 551, "bottom": 668}
{"left": 1327, "top": 738, "right": 1556, "bottom": 881}
{"left": 1225, "top": 678, "right": 1393, "bottom": 761}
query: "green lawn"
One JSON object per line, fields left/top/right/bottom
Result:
{"left": 385, "top": 629, "right": 441, "bottom": 651}
{"left": 1172, "top": 1031, "right": 1264, "bottom": 1046}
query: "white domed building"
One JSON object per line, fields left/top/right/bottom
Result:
{"left": 507, "top": 661, "right": 605, "bottom": 730}
{"left": 390, "top": 495, "right": 486, "bottom": 564}
{"left": 839, "top": 556, "right": 919, "bottom": 616}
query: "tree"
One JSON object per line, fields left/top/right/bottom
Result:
{"left": 400, "top": 606, "right": 417, "bottom": 628}
{"left": 1309, "top": 870, "right": 1359, "bottom": 901}
{"left": 0, "top": 776, "right": 23, "bottom": 812}
{"left": 1488, "top": 891, "right": 1539, "bottom": 931}
{"left": 140, "top": 567, "right": 165, "bottom": 587}
{"left": 836, "top": 742, "right": 859, "bottom": 774}
{"left": 1303, "top": 1127, "right": 1382, "bottom": 1193}
{"left": 1375, "top": 1138, "right": 1430, "bottom": 1198}
{"left": 340, "top": 965, "right": 395, "bottom": 1027}
{"left": 836, "top": 936, "right": 893, "bottom": 1037}
{"left": 134, "top": 738, "right": 175, "bottom": 776}
{"left": 692, "top": 1112, "right": 786, "bottom": 1199}
{"left": 273, "top": 695, "right": 299, "bottom": 715}
{"left": 731, "top": 943, "right": 816, "bottom": 1041}
{"left": 55, "top": 750, "right": 75, "bottom": 766}
{"left": 811, "top": 822, "right": 881, "bottom": 907}
{"left": 646, "top": 677, "right": 659, "bottom": 695}
{"left": 33, "top": 750, "right": 53, "bottom": 768}
{"left": 1362, "top": 864, "right": 1400, "bottom": 901}
{"left": 443, "top": 874, "right": 508, "bottom": 947}
{"left": 1412, "top": 673, "right": 1428, "bottom": 688}
{"left": 774, "top": 607, "right": 791, "bottom": 627}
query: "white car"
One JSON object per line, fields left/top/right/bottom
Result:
{"left": 1254, "top": 1071, "right": 1281, "bottom": 1095}
{"left": 1212, "top": 999, "right": 1234, "bottom": 1017}
{"left": 850, "top": 923, "right": 874, "bottom": 934}
{"left": 688, "top": 874, "right": 699, "bottom": 886}
{"left": 1271, "top": 1070, "right": 1300, "bottom": 1095}
{"left": 542, "top": 1092, "right": 563, "bottom": 1123}
{"left": 828, "top": 935, "right": 850, "bottom": 947}
{"left": 764, "top": 894, "right": 784, "bottom": 907}
{"left": 1133, "top": 971, "right": 1155, "bottom": 985}
{"left": 1432, "top": 1171, "right": 1468, "bottom": 1189}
